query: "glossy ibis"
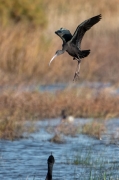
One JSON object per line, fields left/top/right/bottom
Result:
{"left": 49, "top": 14, "right": 102, "bottom": 80}
{"left": 45, "top": 153, "right": 55, "bottom": 180}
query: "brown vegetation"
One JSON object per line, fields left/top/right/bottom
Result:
{"left": 49, "top": 134, "right": 65, "bottom": 144}
{"left": 0, "top": 119, "right": 24, "bottom": 140}
{"left": 0, "top": 88, "right": 119, "bottom": 121}
{"left": 0, "top": 87, "right": 118, "bottom": 139}
{"left": 0, "top": 0, "right": 119, "bottom": 84}
{"left": 55, "top": 121, "right": 78, "bottom": 136}
{"left": 82, "top": 121, "right": 105, "bottom": 139}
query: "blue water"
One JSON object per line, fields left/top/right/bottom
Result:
{"left": 1, "top": 82, "right": 119, "bottom": 96}
{"left": 0, "top": 118, "right": 119, "bottom": 180}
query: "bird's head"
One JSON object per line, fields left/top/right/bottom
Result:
{"left": 55, "top": 28, "right": 72, "bottom": 42}
{"left": 55, "top": 28, "right": 71, "bottom": 36}
{"left": 47, "top": 154, "right": 55, "bottom": 164}
{"left": 55, "top": 28, "right": 66, "bottom": 35}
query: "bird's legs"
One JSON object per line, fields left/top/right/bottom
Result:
{"left": 73, "top": 61, "right": 80, "bottom": 81}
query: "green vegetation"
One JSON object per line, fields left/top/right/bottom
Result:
{"left": 0, "top": 0, "right": 47, "bottom": 27}
{"left": 65, "top": 149, "right": 119, "bottom": 179}
{"left": 65, "top": 149, "right": 104, "bottom": 166}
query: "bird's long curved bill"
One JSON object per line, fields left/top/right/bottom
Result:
{"left": 49, "top": 54, "right": 58, "bottom": 66}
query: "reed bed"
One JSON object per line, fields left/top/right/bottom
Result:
{"left": 0, "top": 85, "right": 119, "bottom": 139}
{"left": 0, "top": 88, "right": 119, "bottom": 121}
{"left": 0, "top": 119, "right": 24, "bottom": 140}
{"left": 81, "top": 121, "right": 105, "bottom": 139}
{"left": 0, "top": 118, "right": 37, "bottom": 140}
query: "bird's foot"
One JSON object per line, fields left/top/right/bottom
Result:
{"left": 73, "top": 71, "right": 80, "bottom": 81}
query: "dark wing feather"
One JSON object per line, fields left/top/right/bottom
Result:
{"left": 71, "top": 14, "right": 102, "bottom": 49}
{"left": 55, "top": 28, "right": 72, "bottom": 43}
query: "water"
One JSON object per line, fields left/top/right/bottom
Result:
{"left": 0, "top": 81, "right": 119, "bottom": 179}
{"left": 0, "top": 118, "right": 119, "bottom": 180}
{"left": 34, "top": 82, "right": 119, "bottom": 96}
{"left": 1, "top": 81, "right": 119, "bottom": 96}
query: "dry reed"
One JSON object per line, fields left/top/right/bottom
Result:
{"left": 0, "top": 89, "right": 119, "bottom": 121}
{"left": 0, "top": 87, "right": 118, "bottom": 139}
{"left": 0, "top": 0, "right": 119, "bottom": 84}
{"left": 82, "top": 121, "right": 105, "bottom": 139}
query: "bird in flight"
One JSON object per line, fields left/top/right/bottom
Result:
{"left": 49, "top": 14, "right": 102, "bottom": 81}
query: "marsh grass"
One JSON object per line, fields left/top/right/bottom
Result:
{"left": 48, "top": 119, "right": 105, "bottom": 141}
{"left": 81, "top": 121, "right": 105, "bottom": 139}
{"left": 0, "top": 87, "right": 119, "bottom": 139}
{"left": 0, "top": 118, "right": 38, "bottom": 140}
{"left": 89, "top": 171, "right": 119, "bottom": 180}
{"left": 55, "top": 121, "right": 78, "bottom": 136}
{"left": 65, "top": 149, "right": 105, "bottom": 166}
{"left": 0, "top": 88, "right": 119, "bottom": 121}
{"left": 0, "top": 118, "right": 24, "bottom": 140}
{"left": 0, "top": 0, "right": 119, "bottom": 84}
{"left": 65, "top": 149, "right": 119, "bottom": 179}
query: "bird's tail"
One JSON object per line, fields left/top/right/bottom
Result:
{"left": 80, "top": 50, "right": 90, "bottom": 59}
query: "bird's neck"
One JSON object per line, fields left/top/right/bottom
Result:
{"left": 46, "top": 163, "right": 53, "bottom": 180}
{"left": 46, "top": 173, "right": 52, "bottom": 180}
{"left": 57, "top": 49, "right": 65, "bottom": 56}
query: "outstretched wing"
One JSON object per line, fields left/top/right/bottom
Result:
{"left": 71, "top": 14, "right": 102, "bottom": 49}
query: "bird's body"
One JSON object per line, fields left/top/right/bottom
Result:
{"left": 49, "top": 14, "right": 102, "bottom": 80}
{"left": 45, "top": 154, "right": 55, "bottom": 180}
{"left": 63, "top": 42, "right": 90, "bottom": 60}
{"left": 61, "top": 109, "right": 74, "bottom": 123}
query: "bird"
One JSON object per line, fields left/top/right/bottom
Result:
{"left": 45, "top": 153, "right": 55, "bottom": 180}
{"left": 49, "top": 14, "right": 102, "bottom": 80}
{"left": 61, "top": 109, "right": 74, "bottom": 123}
{"left": 55, "top": 109, "right": 74, "bottom": 134}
